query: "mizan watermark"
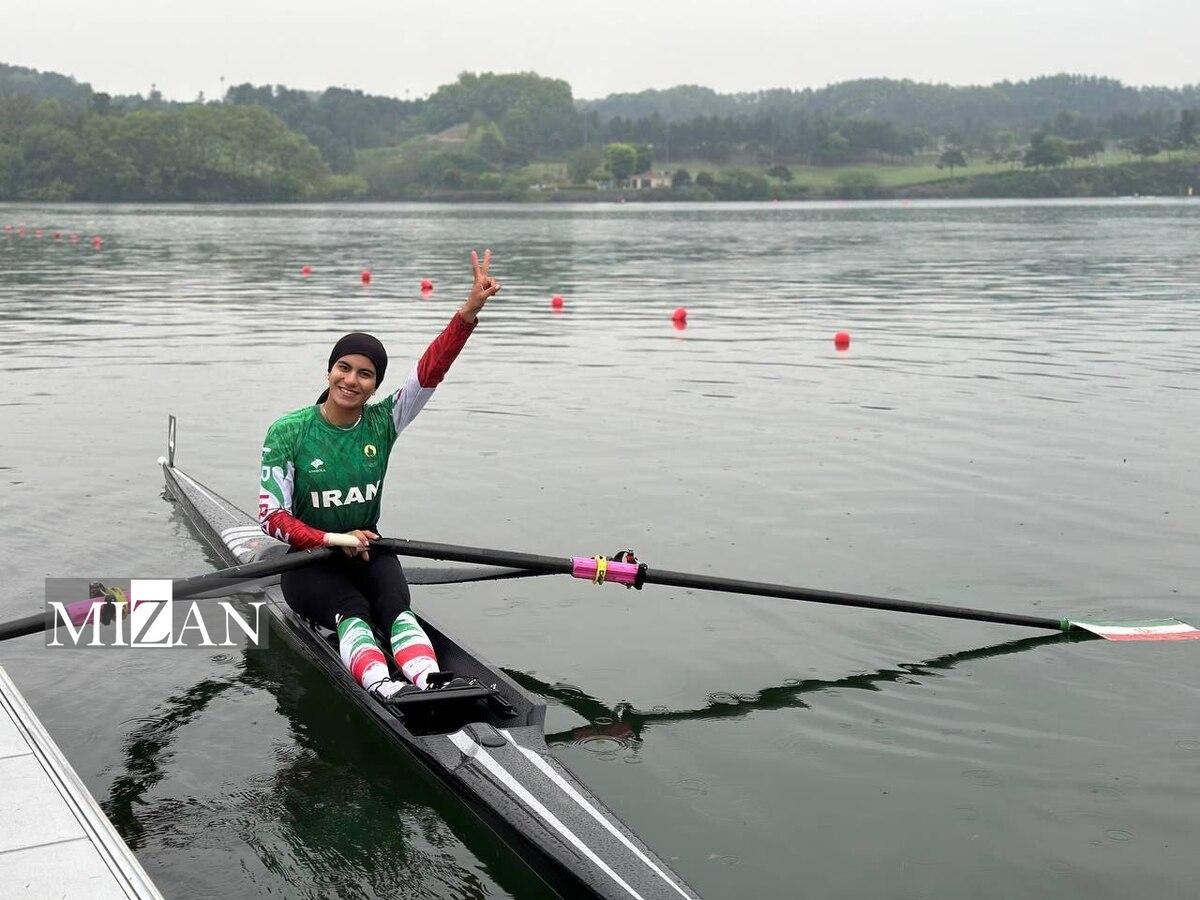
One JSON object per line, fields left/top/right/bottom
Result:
{"left": 45, "top": 579, "right": 268, "bottom": 649}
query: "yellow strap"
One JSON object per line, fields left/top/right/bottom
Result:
{"left": 593, "top": 556, "right": 608, "bottom": 585}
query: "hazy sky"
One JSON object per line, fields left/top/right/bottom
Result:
{"left": 4, "top": 1, "right": 1197, "bottom": 102}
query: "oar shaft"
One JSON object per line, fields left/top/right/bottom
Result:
{"left": 0, "top": 548, "right": 335, "bottom": 642}
{"left": 373, "top": 537, "right": 1066, "bottom": 632}
{"left": 0, "top": 613, "right": 51, "bottom": 642}
{"left": 644, "top": 568, "right": 1066, "bottom": 631}
{"left": 375, "top": 537, "right": 571, "bottom": 575}
{"left": 169, "top": 548, "right": 333, "bottom": 600}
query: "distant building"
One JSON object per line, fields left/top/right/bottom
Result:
{"left": 627, "top": 170, "right": 671, "bottom": 189}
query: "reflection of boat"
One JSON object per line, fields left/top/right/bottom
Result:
{"left": 160, "top": 430, "right": 698, "bottom": 899}
{"left": 507, "top": 633, "right": 1083, "bottom": 747}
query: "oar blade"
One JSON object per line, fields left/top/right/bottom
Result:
{"left": 1069, "top": 618, "right": 1200, "bottom": 641}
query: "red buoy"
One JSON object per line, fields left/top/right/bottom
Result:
{"left": 91, "top": 235, "right": 104, "bottom": 248}
{"left": 834, "top": 331, "right": 851, "bottom": 350}
{"left": 53, "top": 232, "right": 61, "bottom": 240}
{"left": 420, "top": 278, "right": 434, "bottom": 291}
{"left": 301, "top": 265, "right": 312, "bottom": 276}
{"left": 550, "top": 294, "right": 564, "bottom": 310}
{"left": 671, "top": 307, "right": 688, "bottom": 324}
{"left": 361, "top": 270, "right": 371, "bottom": 285}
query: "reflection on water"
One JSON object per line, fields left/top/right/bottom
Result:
{"left": 102, "top": 615, "right": 554, "bottom": 900}
{"left": 511, "top": 631, "right": 1090, "bottom": 748}
{"left": 2, "top": 199, "right": 1198, "bottom": 899}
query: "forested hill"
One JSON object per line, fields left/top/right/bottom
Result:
{"left": 6, "top": 62, "right": 1198, "bottom": 139}
{"left": 580, "top": 76, "right": 1200, "bottom": 132}
{"left": 1, "top": 61, "right": 1197, "bottom": 202}
{"left": 0, "top": 62, "right": 91, "bottom": 104}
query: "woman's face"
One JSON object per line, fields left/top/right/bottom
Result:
{"left": 326, "top": 353, "right": 378, "bottom": 411}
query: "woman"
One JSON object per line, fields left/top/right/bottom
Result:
{"left": 257, "top": 250, "right": 501, "bottom": 702}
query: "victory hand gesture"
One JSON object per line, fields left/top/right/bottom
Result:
{"left": 459, "top": 249, "right": 501, "bottom": 323}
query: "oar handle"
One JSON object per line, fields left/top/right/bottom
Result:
{"left": 324, "top": 533, "right": 364, "bottom": 549}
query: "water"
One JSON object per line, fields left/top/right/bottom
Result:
{"left": 1, "top": 199, "right": 1198, "bottom": 899}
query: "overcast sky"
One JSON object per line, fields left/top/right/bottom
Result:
{"left": 4, "top": 0, "right": 1197, "bottom": 102}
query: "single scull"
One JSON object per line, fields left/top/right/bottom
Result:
{"left": 159, "top": 425, "right": 698, "bottom": 900}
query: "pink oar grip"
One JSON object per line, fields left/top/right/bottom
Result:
{"left": 570, "top": 557, "right": 640, "bottom": 587}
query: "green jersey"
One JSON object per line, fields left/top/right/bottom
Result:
{"left": 260, "top": 399, "right": 397, "bottom": 534}
{"left": 258, "top": 313, "right": 475, "bottom": 546}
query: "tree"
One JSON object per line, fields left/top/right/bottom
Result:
{"left": 566, "top": 145, "right": 604, "bottom": 183}
{"left": 1065, "top": 139, "right": 1101, "bottom": 165}
{"left": 936, "top": 148, "right": 967, "bottom": 175}
{"left": 815, "top": 130, "right": 850, "bottom": 163}
{"left": 671, "top": 168, "right": 692, "bottom": 188}
{"left": 1129, "top": 136, "right": 1163, "bottom": 159}
{"left": 834, "top": 170, "right": 882, "bottom": 199}
{"left": 1023, "top": 130, "right": 1069, "bottom": 169}
{"left": 17, "top": 123, "right": 81, "bottom": 194}
{"left": 634, "top": 143, "right": 652, "bottom": 173}
{"left": 603, "top": 142, "right": 638, "bottom": 183}
{"left": 90, "top": 92, "right": 112, "bottom": 116}
{"left": 765, "top": 164, "right": 792, "bottom": 181}
{"left": 1174, "top": 109, "right": 1198, "bottom": 150}
{"left": 0, "top": 144, "right": 20, "bottom": 198}
{"left": 468, "top": 121, "right": 507, "bottom": 164}
{"left": 713, "top": 168, "right": 771, "bottom": 200}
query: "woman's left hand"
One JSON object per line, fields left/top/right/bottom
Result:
{"left": 459, "top": 249, "right": 501, "bottom": 323}
{"left": 345, "top": 529, "right": 379, "bottom": 561}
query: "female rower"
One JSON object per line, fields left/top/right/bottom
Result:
{"left": 257, "top": 250, "right": 501, "bottom": 702}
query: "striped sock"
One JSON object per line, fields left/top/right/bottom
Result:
{"left": 337, "top": 616, "right": 391, "bottom": 692}
{"left": 390, "top": 611, "right": 439, "bottom": 689}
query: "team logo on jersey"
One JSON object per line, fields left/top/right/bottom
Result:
{"left": 309, "top": 458, "right": 325, "bottom": 472}
{"left": 364, "top": 444, "right": 377, "bottom": 458}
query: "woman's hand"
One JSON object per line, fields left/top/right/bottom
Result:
{"left": 325, "top": 529, "right": 379, "bottom": 561}
{"left": 458, "top": 249, "right": 501, "bottom": 323}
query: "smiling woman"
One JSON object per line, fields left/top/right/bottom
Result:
{"left": 257, "top": 249, "right": 501, "bottom": 702}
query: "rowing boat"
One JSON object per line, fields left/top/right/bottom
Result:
{"left": 159, "top": 425, "right": 698, "bottom": 900}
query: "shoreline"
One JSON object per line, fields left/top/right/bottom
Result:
{"left": 2, "top": 158, "right": 1197, "bottom": 207}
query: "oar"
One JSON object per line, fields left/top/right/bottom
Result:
{"left": 0, "top": 549, "right": 547, "bottom": 643}
{"left": 371, "top": 537, "right": 1200, "bottom": 642}
{"left": 0, "top": 548, "right": 335, "bottom": 642}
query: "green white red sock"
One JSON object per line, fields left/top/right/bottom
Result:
{"left": 337, "top": 616, "right": 392, "bottom": 694}
{"left": 390, "top": 611, "right": 439, "bottom": 689}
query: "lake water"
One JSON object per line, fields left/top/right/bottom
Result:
{"left": 1, "top": 199, "right": 1198, "bottom": 899}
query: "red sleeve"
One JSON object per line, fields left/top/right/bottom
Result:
{"left": 264, "top": 509, "right": 327, "bottom": 551}
{"left": 415, "top": 313, "right": 476, "bottom": 388}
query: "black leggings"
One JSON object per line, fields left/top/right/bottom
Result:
{"left": 280, "top": 552, "right": 412, "bottom": 631}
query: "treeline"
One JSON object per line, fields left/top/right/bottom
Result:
{"left": 1, "top": 61, "right": 1199, "bottom": 202}
{"left": 582, "top": 76, "right": 1200, "bottom": 135}
{"left": 0, "top": 95, "right": 329, "bottom": 200}
{"left": 223, "top": 72, "right": 578, "bottom": 172}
